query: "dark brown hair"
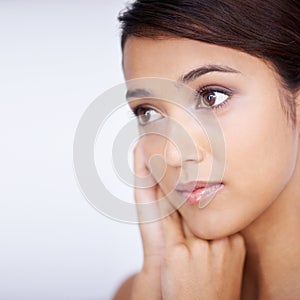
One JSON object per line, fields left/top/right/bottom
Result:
{"left": 118, "top": 0, "right": 300, "bottom": 123}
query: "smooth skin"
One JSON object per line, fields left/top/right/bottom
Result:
{"left": 114, "top": 37, "right": 300, "bottom": 299}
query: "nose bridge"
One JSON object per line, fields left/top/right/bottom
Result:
{"left": 164, "top": 115, "right": 206, "bottom": 166}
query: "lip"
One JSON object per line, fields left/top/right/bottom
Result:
{"left": 175, "top": 181, "right": 224, "bottom": 206}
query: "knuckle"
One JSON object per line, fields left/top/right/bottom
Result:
{"left": 163, "top": 244, "right": 189, "bottom": 265}
{"left": 189, "top": 239, "right": 209, "bottom": 254}
{"left": 230, "top": 234, "right": 246, "bottom": 251}
{"left": 210, "top": 238, "right": 230, "bottom": 253}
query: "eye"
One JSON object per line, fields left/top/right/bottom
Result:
{"left": 133, "top": 106, "right": 163, "bottom": 125}
{"left": 196, "top": 87, "right": 232, "bottom": 110}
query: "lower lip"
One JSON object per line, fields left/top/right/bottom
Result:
{"left": 180, "top": 184, "right": 225, "bottom": 206}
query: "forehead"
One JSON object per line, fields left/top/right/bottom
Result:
{"left": 122, "top": 37, "right": 264, "bottom": 81}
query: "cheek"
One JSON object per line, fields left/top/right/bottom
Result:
{"left": 223, "top": 96, "right": 297, "bottom": 201}
{"left": 180, "top": 104, "right": 298, "bottom": 240}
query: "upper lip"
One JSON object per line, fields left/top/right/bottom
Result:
{"left": 175, "top": 181, "right": 222, "bottom": 193}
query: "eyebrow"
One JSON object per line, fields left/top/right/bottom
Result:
{"left": 179, "top": 64, "right": 240, "bottom": 84}
{"left": 126, "top": 64, "right": 240, "bottom": 99}
{"left": 126, "top": 88, "right": 152, "bottom": 100}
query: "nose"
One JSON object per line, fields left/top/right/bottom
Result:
{"left": 163, "top": 118, "right": 206, "bottom": 167}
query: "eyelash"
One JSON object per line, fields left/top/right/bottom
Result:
{"left": 131, "top": 86, "right": 233, "bottom": 124}
{"left": 195, "top": 86, "right": 233, "bottom": 111}
{"left": 131, "top": 104, "right": 161, "bottom": 125}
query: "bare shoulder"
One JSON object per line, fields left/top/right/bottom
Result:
{"left": 113, "top": 274, "right": 137, "bottom": 300}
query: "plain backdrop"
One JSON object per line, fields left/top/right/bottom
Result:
{"left": 0, "top": 1, "right": 143, "bottom": 299}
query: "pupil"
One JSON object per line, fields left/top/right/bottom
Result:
{"left": 204, "top": 92, "right": 216, "bottom": 106}
{"left": 141, "top": 110, "right": 150, "bottom": 122}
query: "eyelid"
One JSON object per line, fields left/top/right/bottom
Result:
{"left": 132, "top": 104, "right": 164, "bottom": 126}
{"left": 131, "top": 85, "right": 233, "bottom": 123}
{"left": 195, "top": 85, "right": 233, "bottom": 110}
{"left": 196, "top": 85, "right": 232, "bottom": 97}
{"left": 132, "top": 103, "right": 161, "bottom": 116}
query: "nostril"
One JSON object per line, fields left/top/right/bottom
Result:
{"left": 164, "top": 139, "right": 205, "bottom": 166}
{"left": 183, "top": 151, "right": 205, "bottom": 163}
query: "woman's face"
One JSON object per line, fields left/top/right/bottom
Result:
{"left": 123, "top": 37, "right": 299, "bottom": 239}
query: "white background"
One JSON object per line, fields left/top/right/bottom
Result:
{"left": 0, "top": 1, "right": 143, "bottom": 299}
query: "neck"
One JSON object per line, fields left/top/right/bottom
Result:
{"left": 241, "top": 146, "right": 300, "bottom": 299}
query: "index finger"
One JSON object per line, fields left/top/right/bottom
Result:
{"left": 159, "top": 201, "right": 185, "bottom": 248}
{"left": 134, "top": 144, "right": 164, "bottom": 255}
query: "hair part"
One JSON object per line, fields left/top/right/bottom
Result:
{"left": 119, "top": 0, "right": 300, "bottom": 125}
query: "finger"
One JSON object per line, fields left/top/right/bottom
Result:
{"left": 229, "top": 234, "right": 246, "bottom": 254}
{"left": 134, "top": 143, "right": 170, "bottom": 221}
{"left": 134, "top": 144, "right": 159, "bottom": 221}
{"left": 134, "top": 144, "right": 164, "bottom": 255}
{"left": 134, "top": 143, "right": 156, "bottom": 195}
{"left": 159, "top": 206, "right": 185, "bottom": 248}
{"left": 156, "top": 187, "right": 175, "bottom": 218}
{"left": 182, "top": 220, "right": 196, "bottom": 240}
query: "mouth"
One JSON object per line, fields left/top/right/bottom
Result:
{"left": 175, "top": 181, "right": 224, "bottom": 207}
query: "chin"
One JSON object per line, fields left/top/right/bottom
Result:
{"left": 179, "top": 201, "right": 254, "bottom": 240}
{"left": 190, "top": 224, "right": 239, "bottom": 240}
{"left": 186, "top": 217, "right": 240, "bottom": 240}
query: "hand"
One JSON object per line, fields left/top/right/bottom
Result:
{"left": 131, "top": 145, "right": 246, "bottom": 300}
{"left": 129, "top": 145, "right": 165, "bottom": 300}
{"left": 160, "top": 213, "right": 246, "bottom": 300}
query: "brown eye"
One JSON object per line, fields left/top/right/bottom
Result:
{"left": 196, "top": 88, "right": 231, "bottom": 109}
{"left": 134, "top": 106, "right": 162, "bottom": 125}
{"left": 202, "top": 91, "right": 217, "bottom": 107}
{"left": 137, "top": 107, "right": 151, "bottom": 123}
